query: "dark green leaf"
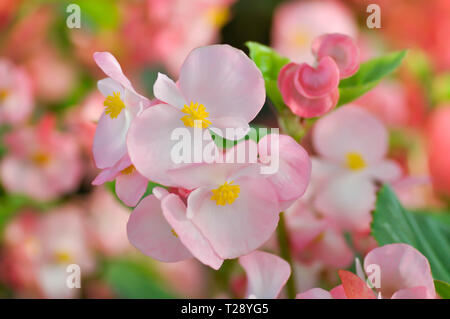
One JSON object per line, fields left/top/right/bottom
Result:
{"left": 338, "top": 50, "right": 407, "bottom": 106}
{"left": 372, "top": 185, "right": 450, "bottom": 282}
{"left": 435, "top": 280, "right": 450, "bottom": 299}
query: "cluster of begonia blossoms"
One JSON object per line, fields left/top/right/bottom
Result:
{"left": 90, "top": 36, "right": 439, "bottom": 298}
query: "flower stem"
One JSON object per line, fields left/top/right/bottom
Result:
{"left": 276, "top": 212, "right": 296, "bottom": 299}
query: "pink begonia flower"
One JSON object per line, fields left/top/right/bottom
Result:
{"left": 0, "top": 59, "right": 33, "bottom": 125}
{"left": 0, "top": 117, "right": 83, "bottom": 201}
{"left": 92, "top": 154, "right": 148, "bottom": 207}
{"left": 312, "top": 33, "right": 360, "bottom": 78}
{"left": 355, "top": 81, "right": 409, "bottom": 127}
{"left": 285, "top": 200, "right": 353, "bottom": 268}
{"left": 257, "top": 134, "right": 311, "bottom": 211}
{"left": 278, "top": 33, "right": 359, "bottom": 118}
{"left": 312, "top": 106, "right": 402, "bottom": 232}
{"left": 1, "top": 207, "right": 95, "bottom": 298}
{"left": 86, "top": 188, "right": 132, "bottom": 256}
{"left": 272, "top": 0, "right": 357, "bottom": 65}
{"left": 92, "top": 51, "right": 150, "bottom": 170}
{"left": 297, "top": 243, "right": 436, "bottom": 299}
{"left": 278, "top": 62, "right": 339, "bottom": 118}
{"left": 239, "top": 251, "right": 291, "bottom": 299}
{"left": 167, "top": 159, "right": 280, "bottom": 259}
{"left": 427, "top": 106, "right": 450, "bottom": 197}
{"left": 364, "top": 244, "right": 436, "bottom": 299}
{"left": 127, "top": 187, "right": 223, "bottom": 269}
{"left": 127, "top": 44, "right": 265, "bottom": 186}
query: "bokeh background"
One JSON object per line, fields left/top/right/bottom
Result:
{"left": 0, "top": 0, "right": 449, "bottom": 298}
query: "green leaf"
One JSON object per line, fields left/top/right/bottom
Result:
{"left": 372, "top": 185, "right": 450, "bottom": 282}
{"left": 104, "top": 259, "right": 176, "bottom": 299}
{"left": 435, "top": 280, "right": 450, "bottom": 299}
{"left": 338, "top": 50, "right": 407, "bottom": 106}
{"left": 246, "top": 41, "right": 290, "bottom": 111}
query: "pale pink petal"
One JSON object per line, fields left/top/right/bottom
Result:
{"left": 364, "top": 243, "right": 435, "bottom": 299}
{"left": 92, "top": 155, "right": 132, "bottom": 186}
{"left": 116, "top": 169, "right": 148, "bottom": 207}
{"left": 239, "top": 251, "right": 291, "bottom": 299}
{"left": 153, "top": 73, "right": 187, "bottom": 109}
{"left": 93, "top": 52, "right": 132, "bottom": 90}
{"left": 366, "top": 160, "right": 402, "bottom": 182}
{"left": 312, "top": 229, "right": 353, "bottom": 268}
{"left": 296, "top": 288, "right": 333, "bottom": 299}
{"left": 178, "top": 45, "right": 265, "bottom": 123}
{"left": 187, "top": 176, "right": 279, "bottom": 259}
{"left": 127, "top": 195, "right": 192, "bottom": 262}
{"left": 127, "top": 104, "right": 193, "bottom": 186}
{"left": 314, "top": 173, "right": 375, "bottom": 232}
{"left": 93, "top": 110, "right": 131, "bottom": 169}
{"left": 312, "top": 33, "right": 360, "bottom": 78}
{"left": 258, "top": 134, "right": 311, "bottom": 210}
{"left": 391, "top": 286, "right": 435, "bottom": 299}
{"left": 161, "top": 194, "right": 223, "bottom": 270}
{"left": 294, "top": 57, "right": 340, "bottom": 98}
{"left": 278, "top": 63, "right": 338, "bottom": 118}
{"left": 209, "top": 117, "right": 251, "bottom": 140}
{"left": 97, "top": 78, "right": 124, "bottom": 98}
{"left": 313, "top": 106, "right": 388, "bottom": 165}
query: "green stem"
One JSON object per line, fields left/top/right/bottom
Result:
{"left": 276, "top": 212, "right": 296, "bottom": 299}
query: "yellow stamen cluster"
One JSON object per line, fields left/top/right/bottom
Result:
{"left": 121, "top": 165, "right": 136, "bottom": 175}
{"left": 206, "top": 6, "right": 230, "bottom": 28}
{"left": 181, "top": 101, "right": 211, "bottom": 128}
{"left": 104, "top": 91, "right": 125, "bottom": 119}
{"left": 171, "top": 229, "right": 178, "bottom": 238}
{"left": 211, "top": 181, "right": 240, "bottom": 206}
{"left": 31, "top": 151, "right": 50, "bottom": 166}
{"left": 346, "top": 152, "right": 366, "bottom": 171}
{"left": 54, "top": 251, "right": 73, "bottom": 264}
{"left": 0, "top": 89, "right": 9, "bottom": 102}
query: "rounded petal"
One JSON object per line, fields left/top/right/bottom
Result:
{"left": 364, "top": 243, "right": 435, "bottom": 299}
{"left": 312, "top": 33, "right": 360, "bottom": 78}
{"left": 93, "top": 52, "right": 132, "bottom": 90}
{"left": 92, "top": 155, "right": 132, "bottom": 186}
{"left": 278, "top": 63, "right": 338, "bottom": 118}
{"left": 161, "top": 194, "right": 223, "bottom": 270}
{"left": 296, "top": 288, "right": 333, "bottom": 299}
{"left": 258, "top": 134, "right": 311, "bottom": 210}
{"left": 366, "top": 160, "right": 402, "bottom": 182}
{"left": 314, "top": 173, "right": 376, "bottom": 232}
{"left": 115, "top": 169, "right": 148, "bottom": 207}
{"left": 178, "top": 45, "right": 265, "bottom": 122}
{"left": 313, "top": 106, "right": 388, "bottom": 165}
{"left": 209, "top": 117, "right": 251, "bottom": 141}
{"left": 391, "top": 286, "right": 435, "bottom": 299}
{"left": 239, "top": 251, "right": 291, "bottom": 299}
{"left": 153, "top": 73, "right": 187, "bottom": 109}
{"left": 97, "top": 77, "right": 124, "bottom": 98}
{"left": 93, "top": 109, "right": 131, "bottom": 169}
{"left": 187, "top": 177, "right": 279, "bottom": 259}
{"left": 127, "top": 104, "right": 191, "bottom": 186}
{"left": 294, "top": 57, "right": 340, "bottom": 98}
{"left": 127, "top": 195, "right": 192, "bottom": 262}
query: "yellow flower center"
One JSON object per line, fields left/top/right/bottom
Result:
{"left": 291, "top": 30, "right": 310, "bottom": 47}
{"left": 54, "top": 250, "right": 73, "bottom": 264}
{"left": 31, "top": 151, "right": 50, "bottom": 166}
{"left": 104, "top": 91, "right": 125, "bottom": 119}
{"left": 171, "top": 229, "right": 178, "bottom": 238}
{"left": 121, "top": 165, "right": 135, "bottom": 175}
{"left": 181, "top": 101, "right": 211, "bottom": 128}
{"left": 206, "top": 6, "right": 230, "bottom": 28}
{"left": 0, "top": 89, "right": 9, "bottom": 102}
{"left": 211, "top": 181, "right": 240, "bottom": 206}
{"left": 346, "top": 152, "right": 366, "bottom": 171}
